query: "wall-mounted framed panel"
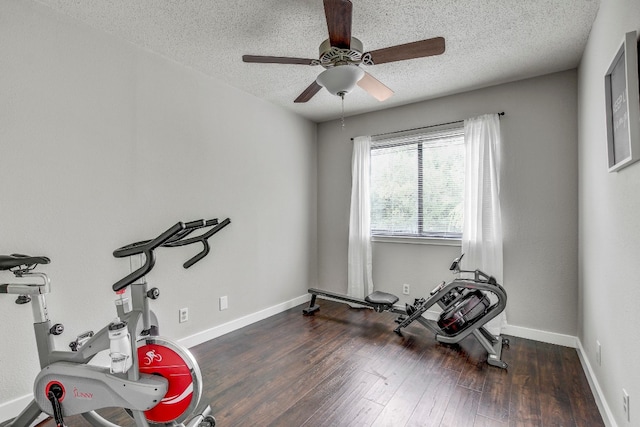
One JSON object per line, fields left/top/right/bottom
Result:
{"left": 604, "top": 31, "right": 640, "bottom": 172}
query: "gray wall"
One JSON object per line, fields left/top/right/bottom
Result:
{"left": 8, "top": 0, "right": 628, "bottom": 422}
{"left": 0, "top": 0, "right": 317, "bottom": 409}
{"left": 578, "top": 0, "right": 640, "bottom": 424}
{"left": 318, "top": 70, "right": 579, "bottom": 337}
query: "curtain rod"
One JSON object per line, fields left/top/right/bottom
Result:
{"left": 350, "top": 112, "right": 505, "bottom": 141}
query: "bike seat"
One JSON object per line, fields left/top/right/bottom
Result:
{"left": 365, "top": 291, "right": 399, "bottom": 306}
{"left": 0, "top": 254, "right": 50, "bottom": 270}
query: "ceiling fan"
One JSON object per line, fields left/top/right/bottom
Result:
{"left": 242, "top": 0, "right": 446, "bottom": 103}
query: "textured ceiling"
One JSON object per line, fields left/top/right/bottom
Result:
{"left": 36, "top": 0, "right": 600, "bottom": 123}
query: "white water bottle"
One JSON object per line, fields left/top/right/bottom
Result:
{"left": 108, "top": 318, "right": 132, "bottom": 373}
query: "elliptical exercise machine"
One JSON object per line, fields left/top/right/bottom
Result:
{"left": 303, "top": 254, "right": 509, "bottom": 368}
{"left": 0, "top": 217, "right": 230, "bottom": 426}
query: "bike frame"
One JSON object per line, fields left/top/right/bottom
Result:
{"left": 3, "top": 267, "right": 167, "bottom": 426}
{"left": 2, "top": 218, "right": 229, "bottom": 427}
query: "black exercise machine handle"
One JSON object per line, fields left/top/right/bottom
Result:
{"left": 164, "top": 218, "right": 231, "bottom": 269}
{"left": 112, "top": 222, "right": 186, "bottom": 292}
{"left": 111, "top": 218, "right": 230, "bottom": 292}
{"left": 113, "top": 222, "right": 186, "bottom": 259}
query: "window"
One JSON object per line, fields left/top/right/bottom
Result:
{"left": 370, "top": 124, "right": 465, "bottom": 239}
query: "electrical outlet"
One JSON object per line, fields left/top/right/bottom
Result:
{"left": 219, "top": 296, "right": 228, "bottom": 311}
{"left": 596, "top": 340, "right": 601, "bottom": 366}
{"left": 623, "top": 389, "right": 630, "bottom": 422}
{"left": 179, "top": 307, "right": 189, "bottom": 323}
{"left": 402, "top": 284, "right": 410, "bottom": 295}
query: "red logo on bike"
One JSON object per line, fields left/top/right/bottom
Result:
{"left": 73, "top": 386, "right": 94, "bottom": 400}
{"left": 143, "top": 349, "right": 163, "bottom": 365}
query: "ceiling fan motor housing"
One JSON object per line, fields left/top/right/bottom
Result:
{"left": 317, "top": 37, "right": 371, "bottom": 68}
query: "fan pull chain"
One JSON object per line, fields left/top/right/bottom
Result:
{"left": 340, "top": 93, "right": 345, "bottom": 129}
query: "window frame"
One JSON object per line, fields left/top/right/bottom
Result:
{"left": 369, "top": 123, "right": 465, "bottom": 242}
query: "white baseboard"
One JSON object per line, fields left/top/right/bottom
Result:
{"left": 576, "top": 339, "right": 617, "bottom": 427}
{"left": 177, "top": 293, "right": 311, "bottom": 349}
{"left": 1, "top": 394, "right": 29, "bottom": 425}
{"left": 501, "top": 323, "right": 578, "bottom": 347}
{"left": 498, "top": 326, "right": 614, "bottom": 426}
{"left": 0, "top": 395, "right": 48, "bottom": 425}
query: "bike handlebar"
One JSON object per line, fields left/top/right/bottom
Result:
{"left": 112, "top": 217, "right": 230, "bottom": 292}
{"left": 113, "top": 222, "right": 186, "bottom": 259}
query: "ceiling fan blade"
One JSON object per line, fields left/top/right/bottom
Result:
{"left": 367, "top": 37, "right": 445, "bottom": 65}
{"left": 323, "top": 0, "right": 352, "bottom": 49}
{"left": 294, "top": 81, "right": 323, "bottom": 103}
{"left": 357, "top": 71, "right": 394, "bottom": 101}
{"left": 242, "top": 55, "right": 316, "bottom": 65}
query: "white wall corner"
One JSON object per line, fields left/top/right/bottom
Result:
{"left": 576, "top": 339, "right": 618, "bottom": 427}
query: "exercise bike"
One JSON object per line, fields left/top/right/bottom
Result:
{"left": 303, "top": 254, "right": 509, "bottom": 369}
{"left": 0, "top": 217, "right": 230, "bottom": 426}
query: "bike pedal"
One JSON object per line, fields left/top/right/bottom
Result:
{"left": 69, "top": 330, "right": 94, "bottom": 351}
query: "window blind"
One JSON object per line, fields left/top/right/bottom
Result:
{"left": 370, "top": 125, "right": 465, "bottom": 238}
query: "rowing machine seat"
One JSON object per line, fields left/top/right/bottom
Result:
{"left": 365, "top": 291, "right": 399, "bottom": 306}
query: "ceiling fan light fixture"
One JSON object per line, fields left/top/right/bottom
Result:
{"left": 316, "top": 65, "right": 365, "bottom": 97}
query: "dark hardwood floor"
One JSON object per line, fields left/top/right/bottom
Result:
{"left": 33, "top": 299, "right": 603, "bottom": 426}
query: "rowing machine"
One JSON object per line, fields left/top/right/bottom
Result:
{"left": 302, "top": 255, "right": 509, "bottom": 369}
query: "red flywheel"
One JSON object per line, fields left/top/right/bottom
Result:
{"left": 137, "top": 337, "right": 202, "bottom": 424}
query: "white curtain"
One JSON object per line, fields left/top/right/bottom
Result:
{"left": 347, "top": 136, "right": 374, "bottom": 299}
{"left": 462, "top": 114, "right": 505, "bottom": 335}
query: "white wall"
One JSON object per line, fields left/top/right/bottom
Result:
{"left": 318, "top": 70, "right": 579, "bottom": 337}
{"left": 577, "top": 0, "right": 640, "bottom": 425}
{"left": 0, "top": 0, "right": 317, "bottom": 414}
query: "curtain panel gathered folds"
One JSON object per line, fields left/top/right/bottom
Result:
{"left": 348, "top": 115, "right": 504, "bottom": 336}
{"left": 347, "top": 136, "right": 374, "bottom": 299}
{"left": 462, "top": 113, "right": 505, "bottom": 335}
